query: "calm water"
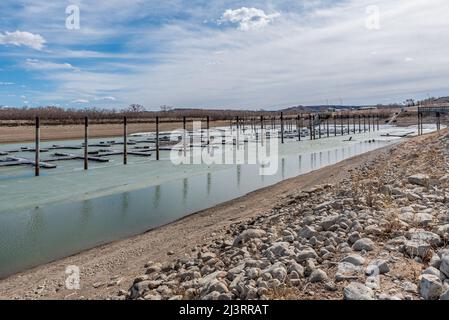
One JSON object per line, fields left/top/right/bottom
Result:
{"left": 0, "top": 139, "right": 390, "bottom": 278}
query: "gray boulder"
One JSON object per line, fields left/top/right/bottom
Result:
{"left": 366, "top": 259, "right": 389, "bottom": 275}
{"left": 309, "top": 269, "right": 328, "bottom": 283}
{"left": 352, "top": 238, "right": 375, "bottom": 251}
{"left": 440, "top": 288, "right": 449, "bottom": 300}
{"left": 343, "top": 282, "right": 375, "bottom": 300}
{"left": 233, "top": 229, "right": 266, "bottom": 246}
{"left": 341, "top": 254, "right": 365, "bottom": 266}
{"left": 297, "top": 226, "right": 317, "bottom": 239}
{"left": 404, "top": 240, "right": 432, "bottom": 258}
{"left": 296, "top": 247, "right": 318, "bottom": 262}
{"left": 408, "top": 174, "right": 429, "bottom": 186}
{"left": 419, "top": 274, "right": 442, "bottom": 300}
{"left": 440, "top": 254, "right": 449, "bottom": 278}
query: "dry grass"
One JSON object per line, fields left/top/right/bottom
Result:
{"left": 0, "top": 105, "right": 403, "bottom": 127}
{"left": 380, "top": 212, "right": 403, "bottom": 240}
{"left": 266, "top": 286, "right": 302, "bottom": 300}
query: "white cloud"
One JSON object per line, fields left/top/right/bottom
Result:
{"left": 0, "top": 82, "right": 14, "bottom": 85}
{"left": 71, "top": 99, "right": 90, "bottom": 104}
{"left": 25, "top": 59, "right": 77, "bottom": 71}
{"left": 0, "top": 30, "right": 46, "bottom": 50}
{"left": 13, "top": 0, "right": 449, "bottom": 109}
{"left": 218, "top": 7, "right": 280, "bottom": 31}
{"left": 94, "top": 96, "right": 117, "bottom": 101}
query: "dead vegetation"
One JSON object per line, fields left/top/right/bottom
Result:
{"left": 0, "top": 105, "right": 400, "bottom": 127}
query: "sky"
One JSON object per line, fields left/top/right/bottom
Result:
{"left": 0, "top": 0, "right": 448, "bottom": 110}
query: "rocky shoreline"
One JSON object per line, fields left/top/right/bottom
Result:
{"left": 126, "top": 131, "right": 449, "bottom": 300}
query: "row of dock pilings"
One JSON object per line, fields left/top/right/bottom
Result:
{"left": 417, "top": 107, "right": 444, "bottom": 136}
{"left": 33, "top": 115, "right": 162, "bottom": 176}
{"left": 30, "top": 113, "right": 381, "bottom": 176}
{"left": 272, "top": 113, "right": 380, "bottom": 143}
{"left": 229, "top": 113, "right": 380, "bottom": 144}
{"left": 34, "top": 116, "right": 91, "bottom": 176}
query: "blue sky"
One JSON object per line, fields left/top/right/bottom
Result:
{"left": 0, "top": 0, "right": 448, "bottom": 110}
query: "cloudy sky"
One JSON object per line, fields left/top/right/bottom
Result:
{"left": 0, "top": 0, "right": 448, "bottom": 110}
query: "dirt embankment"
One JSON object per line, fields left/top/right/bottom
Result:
{"left": 124, "top": 129, "right": 449, "bottom": 301}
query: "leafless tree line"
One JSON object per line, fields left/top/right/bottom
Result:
{"left": 0, "top": 103, "right": 409, "bottom": 126}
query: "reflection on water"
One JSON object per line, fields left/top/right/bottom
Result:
{"left": 153, "top": 185, "right": 161, "bottom": 209}
{"left": 121, "top": 193, "right": 129, "bottom": 215}
{"left": 237, "top": 165, "right": 241, "bottom": 188}
{"left": 182, "top": 178, "right": 188, "bottom": 204}
{"left": 207, "top": 172, "right": 211, "bottom": 195}
{"left": 282, "top": 158, "right": 285, "bottom": 180}
{"left": 0, "top": 140, "right": 389, "bottom": 278}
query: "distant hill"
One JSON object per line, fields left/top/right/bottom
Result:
{"left": 432, "top": 96, "right": 449, "bottom": 103}
{"left": 280, "top": 105, "right": 363, "bottom": 113}
{"left": 169, "top": 104, "right": 400, "bottom": 116}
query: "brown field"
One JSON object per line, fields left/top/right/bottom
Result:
{"left": 0, "top": 120, "right": 230, "bottom": 144}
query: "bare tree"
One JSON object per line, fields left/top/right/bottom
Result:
{"left": 160, "top": 105, "right": 174, "bottom": 112}
{"left": 124, "top": 104, "right": 146, "bottom": 113}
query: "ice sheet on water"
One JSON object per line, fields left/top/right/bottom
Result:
{"left": 0, "top": 124, "right": 439, "bottom": 213}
